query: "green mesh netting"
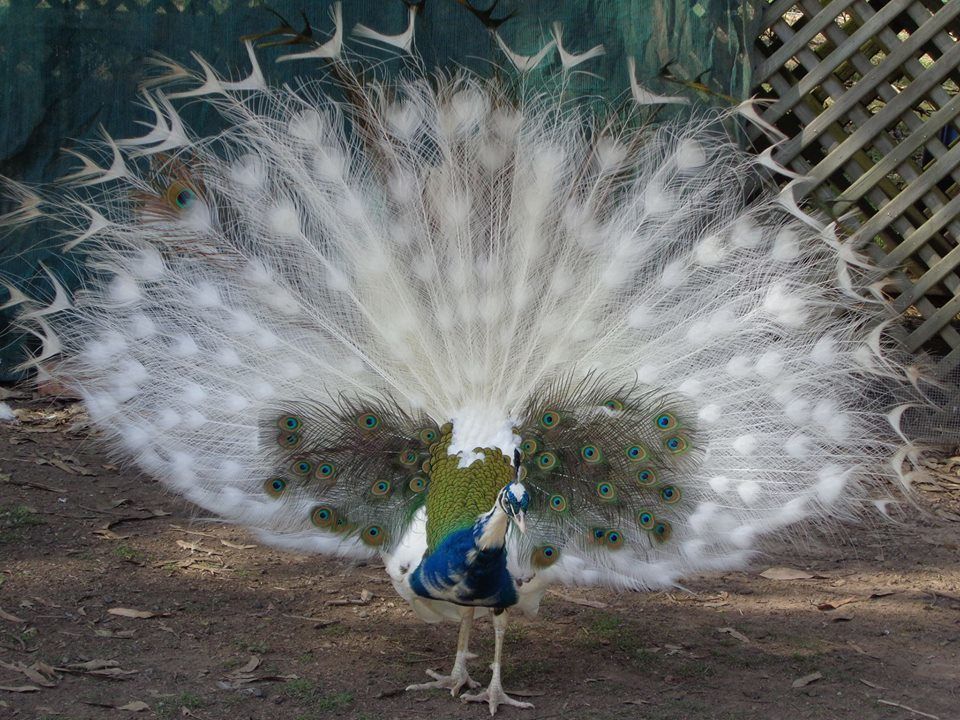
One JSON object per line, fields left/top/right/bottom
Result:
{"left": 0, "top": 0, "right": 762, "bottom": 379}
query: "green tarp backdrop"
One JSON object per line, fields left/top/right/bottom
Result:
{"left": 0, "top": 0, "right": 762, "bottom": 379}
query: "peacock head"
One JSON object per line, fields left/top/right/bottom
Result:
{"left": 497, "top": 449, "right": 529, "bottom": 534}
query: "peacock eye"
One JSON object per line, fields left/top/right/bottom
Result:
{"left": 665, "top": 436, "right": 687, "bottom": 454}
{"left": 277, "top": 415, "right": 301, "bottom": 431}
{"left": 531, "top": 544, "right": 560, "bottom": 568}
{"left": 419, "top": 428, "right": 437, "bottom": 443}
{"left": 278, "top": 431, "right": 301, "bottom": 448}
{"left": 580, "top": 445, "right": 602, "bottom": 463}
{"left": 659, "top": 484, "right": 681, "bottom": 504}
{"left": 264, "top": 477, "right": 286, "bottom": 498}
{"left": 603, "top": 398, "right": 624, "bottom": 412}
{"left": 604, "top": 530, "right": 623, "bottom": 547}
{"left": 310, "top": 505, "right": 336, "bottom": 528}
{"left": 293, "top": 460, "right": 312, "bottom": 476}
{"left": 536, "top": 452, "right": 557, "bottom": 470}
{"left": 408, "top": 476, "right": 427, "bottom": 493}
{"left": 637, "top": 510, "right": 655, "bottom": 529}
{"left": 655, "top": 412, "right": 678, "bottom": 430}
{"left": 596, "top": 482, "right": 615, "bottom": 500}
{"left": 625, "top": 444, "right": 647, "bottom": 462}
{"left": 521, "top": 439, "right": 538, "bottom": 456}
{"left": 166, "top": 182, "right": 197, "bottom": 210}
{"left": 361, "top": 524, "right": 387, "bottom": 546}
{"left": 371, "top": 480, "right": 391, "bottom": 496}
{"left": 316, "top": 462, "right": 336, "bottom": 480}
{"left": 357, "top": 413, "right": 380, "bottom": 430}
{"left": 637, "top": 468, "right": 656, "bottom": 485}
{"left": 399, "top": 449, "right": 418, "bottom": 465}
{"left": 549, "top": 494, "right": 567, "bottom": 511}
{"left": 592, "top": 528, "right": 606, "bottom": 541}
{"left": 652, "top": 520, "right": 672, "bottom": 542}
{"left": 539, "top": 410, "right": 560, "bottom": 429}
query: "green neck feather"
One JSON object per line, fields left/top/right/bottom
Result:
{"left": 424, "top": 423, "right": 513, "bottom": 552}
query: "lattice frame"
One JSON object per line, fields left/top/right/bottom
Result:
{"left": 752, "top": 0, "right": 960, "bottom": 370}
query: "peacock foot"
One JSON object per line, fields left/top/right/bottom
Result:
{"left": 406, "top": 660, "right": 480, "bottom": 697}
{"left": 460, "top": 679, "right": 535, "bottom": 715}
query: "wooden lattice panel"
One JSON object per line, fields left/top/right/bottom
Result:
{"left": 752, "top": 0, "right": 960, "bottom": 370}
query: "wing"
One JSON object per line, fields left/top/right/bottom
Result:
{"left": 512, "top": 376, "right": 702, "bottom": 573}
{"left": 260, "top": 396, "right": 440, "bottom": 552}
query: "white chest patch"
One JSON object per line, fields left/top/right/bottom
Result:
{"left": 448, "top": 407, "right": 520, "bottom": 468}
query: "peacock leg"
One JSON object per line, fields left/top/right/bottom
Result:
{"left": 406, "top": 606, "right": 481, "bottom": 696}
{"left": 461, "top": 609, "right": 534, "bottom": 715}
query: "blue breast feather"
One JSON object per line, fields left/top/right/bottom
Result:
{"left": 408, "top": 526, "right": 518, "bottom": 609}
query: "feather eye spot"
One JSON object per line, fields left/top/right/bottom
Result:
{"left": 399, "top": 449, "right": 418, "bottom": 465}
{"left": 316, "top": 463, "right": 336, "bottom": 480}
{"left": 603, "top": 398, "right": 625, "bottom": 412}
{"left": 361, "top": 525, "right": 388, "bottom": 547}
{"left": 636, "top": 468, "right": 657, "bottom": 486}
{"left": 408, "top": 476, "right": 428, "bottom": 493}
{"left": 596, "top": 482, "right": 616, "bottom": 500}
{"left": 357, "top": 413, "right": 380, "bottom": 430}
{"left": 605, "top": 530, "right": 624, "bottom": 548}
{"left": 536, "top": 452, "right": 557, "bottom": 470}
{"left": 665, "top": 436, "right": 688, "bottom": 454}
{"left": 292, "top": 460, "right": 312, "bottom": 476}
{"left": 548, "top": 494, "right": 567, "bottom": 512}
{"left": 166, "top": 182, "right": 197, "bottom": 211}
{"left": 264, "top": 477, "right": 286, "bottom": 498}
{"left": 539, "top": 410, "right": 560, "bottom": 429}
{"left": 580, "top": 445, "right": 602, "bottom": 463}
{"left": 652, "top": 520, "right": 672, "bottom": 542}
{"left": 419, "top": 428, "right": 438, "bottom": 444}
{"left": 591, "top": 527, "right": 607, "bottom": 543}
{"left": 637, "top": 510, "right": 655, "bottom": 530}
{"left": 520, "top": 439, "right": 538, "bottom": 457}
{"left": 371, "top": 480, "right": 391, "bottom": 496}
{"left": 531, "top": 545, "right": 560, "bottom": 568}
{"left": 626, "top": 444, "right": 648, "bottom": 462}
{"left": 310, "top": 505, "right": 336, "bottom": 529}
{"left": 277, "top": 431, "right": 301, "bottom": 449}
{"left": 659, "top": 484, "right": 681, "bottom": 504}
{"left": 277, "top": 415, "right": 302, "bottom": 431}
{"left": 655, "top": 413, "right": 678, "bottom": 430}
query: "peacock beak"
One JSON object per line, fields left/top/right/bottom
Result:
{"left": 512, "top": 512, "right": 527, "bottom": 535}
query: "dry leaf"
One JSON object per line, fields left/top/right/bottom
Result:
{"left": 0, "top": 607, "right": 25, "bottom": 623}
{"left": 716, "top": 627, "right": 750, "bottom": 644}
{"left": 816, "top": 596, "right": 859, "bottom": 611}
{"left": 220, "top": 540, "right": 256, "bottom": 550}
{"left": 237, "top": 656, "right": 261, "bottom": 674}
{"left": 118, "top": 701, "right": 150, "bottom": 712}
{"left": 759, "top": 567, "right": 814, "bottom": 580}
{"left": 792, "top": 671, "right": 822, "bottom": 688}
{"left": 0, "top": 685, "right": 38, "bottom": 693}
{"left": 108, "top": 607, "right": 162, "bottom": 619}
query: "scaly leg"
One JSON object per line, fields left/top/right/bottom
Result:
{"left": 406, "top": 606, "right": 480, "bottom": 696}
{"left": 461, "top": 610, "right": 534, "bottom": 715}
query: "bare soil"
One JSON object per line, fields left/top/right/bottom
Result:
{"left": 1, "top": 395, "right": 959, "bottom": 720}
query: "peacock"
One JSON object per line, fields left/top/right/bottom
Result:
{"left": 0, "top": 3, "right": 931, "bottom": 714}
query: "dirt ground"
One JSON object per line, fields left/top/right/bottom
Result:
{"left": 1, "top": 395, "right": 958, "bottom": 720}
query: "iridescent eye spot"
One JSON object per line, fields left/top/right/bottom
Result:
{"left": 264, "top": 477, "right": 286, "bottom": 498}
{"left": 592, "top": 527, "right": 607, "bottom": 542}
{"left": 361, "top": 525, "right": 387, "bottom": 547}
{"left": 532, "top": 545, "right": 560, "bottom": 568}
{"left": 603, "top": 398, "right": 624, "bottom": 412}
{"left": 169, "top": 184, "right": 196, "bottom": 209}
{"left": 371, "top": 480, "right": 391, "bottom": 496}
{"left": 581, "top": 445, "right": 602, "bottom": 463}
{"left": 399, "top": 449, "right": 418, "bottom": 465}
{"left": 357, "top": 413, "right": 380, "bottom": 430}
{"left": 637, "top": 510, "right": 655, "bottom": 530}
{"left": 665, "top": 436, "right": 688, "bottom": 454}
{"left": 653, "top": 520, "right": 672, "bottom": 543}
{"left": 659, "top": 484, "right": 681, "bottom": 504}
{"left": 277, "top": 431, "right": 301, "bottom": 448}
{"left": 549, "top": 494, "right": 567, "bottom": 512}
{"left": 277, "top": 415, "right": 301, "bottom": 431}
{"left": 536, "top": 452, "right": 557, "bottom": 470}
{"left": 596, "top": 482, "right": 616, "bottom": 500}
{"left": 605, "top": 530, "right": 624, "bottom": 548}
{"left": 419, "top": 428, "right": 437, "bottom": 444}
{"left": 310, "top": 505, "right": 336, "bottom": 529}
{"left": 293, "top": 460, "right": 312, "bottom": 476}
{"left": 656, "top": 412, "right": 678, "bottom": 430}
{"left": 315, "top": 463, "right": 336, "bottom": 480}
{"left": 636, "top": 468, "right": 657, "bottom": 486}
{"left": 520, "top": 439, "right": 538, "bottom": 457}
{"left": 539, "top": 410, "right": 560, "bottom": 429}
{"left": 625, "top": 445, "right": 647, "bottom": 462}
{"left": 409, "top": 476, "right": 427, "bottom": 493}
